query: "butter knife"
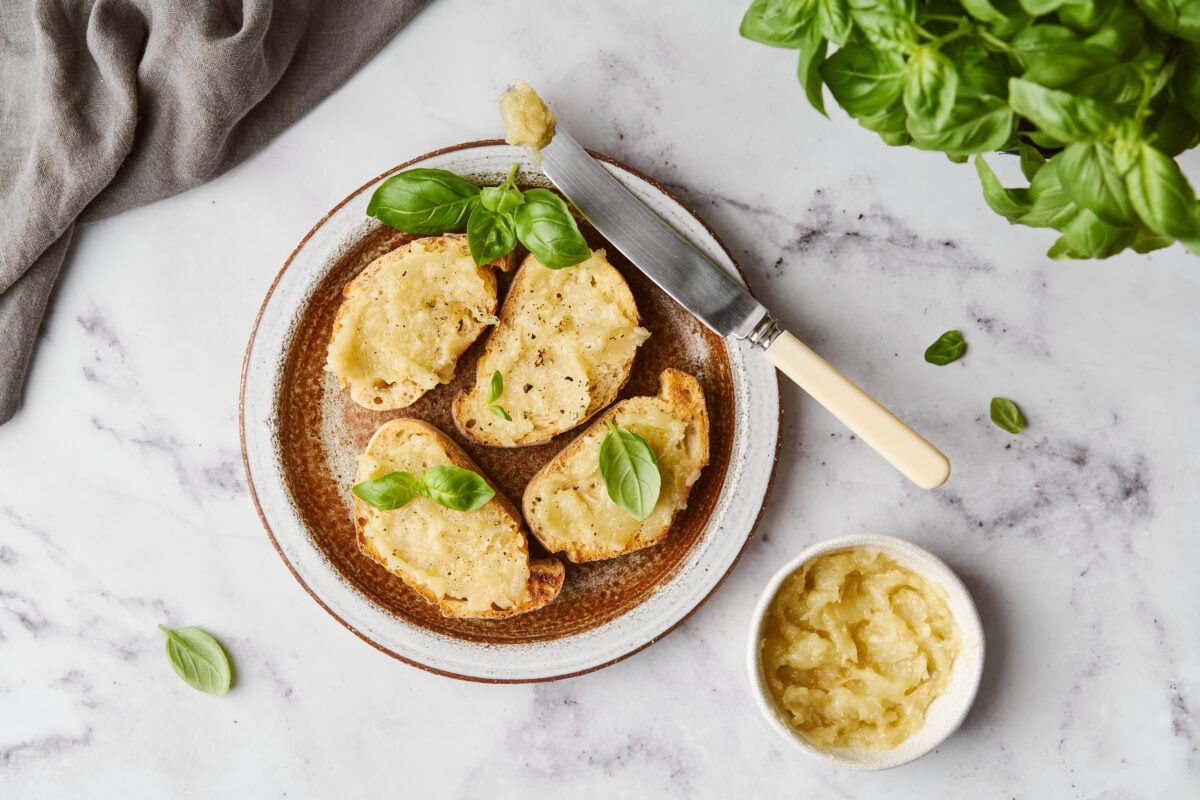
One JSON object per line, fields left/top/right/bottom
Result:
{"left": 540, "top": 131, "right": 951, "bottom": 489}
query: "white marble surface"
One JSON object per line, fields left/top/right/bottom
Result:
{"left": 2, "top": 0, "right": 1197, "bottom": 796}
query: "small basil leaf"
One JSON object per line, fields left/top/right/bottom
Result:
{"left": 739, "top": 0, "right": 818, "bottom": 48}
{"left": 1019, "top": 160, "right": 1081, "bottom": 229}
{"left": 975, "top": 156, "right": 1032, "bottom": 221}
{"left": 513, "top": 188, "right": 592, "bottom": 269}
{"left": 819, "top": 45, "right": 906, "bottom": 118}
{"left": 817, "top": 0, "right": 854, "bottom": 45}
{"left": 1130, "top": 225, "right": 1177, "bottom": 253}
{"left": 490, "top": 405, "right": 512, "bottom": 421}
{"left": 487, "top": 370, "right": 504, "bottom": 405}
{"left": 849, "top": 0, "right": 918, "bottom": 49}
{"left": 599, "top": 421, "right": 662, "bottom": 522}
{"left": 1018, "top": 0, "right": 1067, "bottom": 14}
{"left": 367, "top": 169, "right": 481, "bottom": 235}
{"left": 924, "top": 330, "right": 967, "bottom": 365}
{"left": 466, "top": 205, "right": 517, "bottom": 266}
{"left": 1007, "top": 79, "right": 1118, "bottom": 143}
{"left": 1018, "top": 140, "right": 1047, "bottom": 181}
{"left": 353, "top": 471, "right": 423, "bottom": 510}
{"left": 795, "top": 24, "right": 829, "bottom": 116}
{"left": 421, "top": 465, "right": 495, "bottom": 512}
{"left": 960, "top": 0, "right": 1010, "bottom": 24}
{"left": 908, "top": 98, "right": 1015, "bottom": 154}
{"left": 1056, "top": 142, "right": 1136, "bottom": 225}
{"left": 480, "top": 185, "right": 524, "bottom": 215}
{"left": 990, "top": 397, "right": 1027, "bottom": 434}
{"left": 1132, "top": 0, "right": 1200, "bottom": 40}
{"left": 1059, "top": 208, "right": 1138, "bottom": 258}
{"left": 1125, "top": 143, "right": 1200, "bottom": 248}
{"left": 159, "top": 625, "right": 234, "bottom": 697}
{"left": 904, "top": 47, "right": 959, "bottom": 131}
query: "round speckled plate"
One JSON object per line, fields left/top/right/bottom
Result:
{"left": 240, "top": 141, "right": 780, "bottom": 682}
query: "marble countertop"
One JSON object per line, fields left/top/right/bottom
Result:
{"left": 2, "top": 1, "right": 1196, "bottom": 796}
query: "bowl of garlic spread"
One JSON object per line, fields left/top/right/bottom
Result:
{"left": 748, "top": 533, "right": 984, "bottom": 769}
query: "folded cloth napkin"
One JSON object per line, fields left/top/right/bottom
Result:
{"left": 0, "top": 0, "right": 430, "bottom": 425}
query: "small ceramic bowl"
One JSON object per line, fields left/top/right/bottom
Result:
{"left": 747, "top": 533, "right": 984, "bottom": 769}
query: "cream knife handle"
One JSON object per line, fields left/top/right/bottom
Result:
{"left": 765, "top": 330, "right": 951, "bottom": 489}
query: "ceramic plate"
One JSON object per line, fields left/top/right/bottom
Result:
{"left": 240, "top": 141, "right": 780, "bottom": 682}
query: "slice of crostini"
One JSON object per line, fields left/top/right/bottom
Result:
{"left": 354, "top": 418, "right": 563, "bottom": 618}
{"left": 523, "top": 368, "right": 710, "bottom": 562}
{"left": 453, "top": 248, "right": 650, "bottom": 447}
{"left": 327, "top": 235, "right": 513, "bottom": 411}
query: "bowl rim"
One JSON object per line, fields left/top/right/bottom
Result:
{"left": 745, "top": 532, "right": 985, "bottom": 769}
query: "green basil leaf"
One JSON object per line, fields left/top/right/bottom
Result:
{"left": 954, "top": 44, "right": 1010, "bottom": 100}
{"left": 820, "top": 45, "right": 906, "bottom": 118}
{"left": 1132, "top": 0, "right": 1200, "bottom": 40}
{"left": 908, "top": 98, "right": 1015, "bottom": 154}
{"left": 353, "top": 471, "right": 423, "bottom": 510}
{"left": 1019, "top": 160, "right": 1081, "bottom": 228}
{"left": 879, "top": 129, "right": 914, "bottom": 146}
{"left": 1130, "top": 225, "right": 1177, "bottom": 252}
{"left": 818, "top": 0, "right": 854, "bottom": 45}
{"left": 975, "top": 156, "right": 1033, "bottom": 221}
{"left": 1178, "top": 45, "right": 1200, "bottom": 123}
{"left": 905, "top": 48, "right": 960, "bottom": 130}
{"left": 796, "top": 25, "right": 829, "bottom": 116}
{"left": 1007, "top": 79, "right": 1119, "bottom": 143}
{"left": 740, "top": 0, "right": 818, "bottom": 48}
{"left": 1059, "top": 208, "right": 1138, "bottom": 257}
{"left": 490, "top": 405, "right": 512, "bottom": 421}
{"left": 1018, "top": 140, "right": 1047, "bottom": 181}
{"left": 420, "top": 465, "right": 496, "bottom": 512}
{"left": 480, "top": 185, "right": 524, "bottom": 215}
{"left": 961, "top": 0, "right": 1010, "bottom": 25}
{"left": 367, "top": 169, "right": 480, "bottom": 235}
{"left": 513, "top": 188, "right": 592, "bottom": 269}
{"left": 599, "top": 421, "right": 662, "bottom": 522}
{"left": 1046, "top": 235, "right": 1082, "bottom": 259}
{"left": 1125, "top": 142, "right": 1200, "bottom": 248}
{"left": 849, "top": 0, "right": 917, "bottom": 49}
{"left": 1148, "top": 99, "right": 1200, "bottom": 157}
{"left": 924, "top": 330, "right": 967, "bottom": 365}
{"left": 487, "top": 370, "right": 504, "bottom": 404}
{"left": 1018, "top": 0, "right": 1068, "bottom": 14}
{"left": 466, "top": 205, "right": 516, "bottom": 266}
{"left": 1056, "top": 142, "right": 1136, "bottom": 225}
{"left": 159, "top": 625, "right": 234, "bottom": 697}
{"left": 990, "top": 397, "right": 1027, "bottom": 434}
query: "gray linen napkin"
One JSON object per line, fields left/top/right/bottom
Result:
{"left": 0, "top": 0, "right": 430, "bottom": 425}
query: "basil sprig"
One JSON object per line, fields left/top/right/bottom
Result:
{"left": 598, "top": 420, "right": 662, "bottom": 521}
{"left": 486, "top": 370, "right": 511, "bottom": 420}
{"left": 740, "top": 0, "right": 1200, "bottom": 259}
{"left": 368, "top": 163, "right": 591, "bottom": 269}
{"left": 353, "top": 465, "right": 495, "bottom": 512}
{"left": 925, "top": 330, "right": 967, "bottom": 365}
{"left": 990, "top": 397, "right": 1027, "bottom": 434}
{"left": 159, "top": 625, "right": 234, "bottom": 697}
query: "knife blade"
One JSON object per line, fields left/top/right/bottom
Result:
{"left": 539, "top": 131, "right": 951, "bottom": 489}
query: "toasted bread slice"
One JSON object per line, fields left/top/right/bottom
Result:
{"left": 453, "top": 249, "right": 650, "bottom": 446}
{"left": 354, "top": 418, "right": 564, "bottom": 618}
{"left": 327, "top": 235, "right": 512, "bottom": 410}
{"left": 522, "top": 369, "right": 709, "bottom": 562}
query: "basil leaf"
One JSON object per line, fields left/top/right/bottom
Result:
{"left": 1132, "top": 0, "right": 1200, "bottom": 40}
{"left": 975, "top": 156, "right": 1032, "bottom": 221}
{"left": 480, "top": 185, "right": 524, "bottom": 215}
{"left": 818, "top": 0, "right": 854, "bottom": 45}
{"left": 367, "top": 169, "right": 480, "bottom": 235}
{"left": 1125, "top": 142, "right": 1200, "bottom": 248}
{"left": 466, "top": 205, "right": 517, "bottom": 266}
{"left": 353, "top": 471, "right": 423, "bottom": 510}
{"left": 1007, "top": 79, "right": 1118, "bottom": 143}
{"left": 924, "top": 330, "right": 967, "bottom": 365}
{"left": 490, "top": 405, "right": 512, "bottom": 421}
{"left": 1019, "top": 0, "right": 1068, "bottom": 14}
{"left": 849, "top": 0, "right": 918, "bottom": 49}
{"left": 1130, "top": 225, "right": 1177, "bottom": 252}
{"left": 905, "top": 48, "right": 959, "bottom": 130}
{"left": 1148, "top": 100, "right": 1200, "bottom": 157}
{"left": 820, "top": 45, "right": 906, "bottom": 118}
{"left": 961, "top": 0, "right": 1010, "bottom": 24}
{"left": 599, "top": 421, "right": 662, "bottom": 522}
{"left": 1018, "top": 140, "right": 1047, "bottom": 181}
{"left": 908, "top": 98, "right": 1015, "bottom": 154}
{"left": 487, "top": 370, "right": 504, "bottom": 404}
{"left": 1178, "top": 45, "right": 1200, "bottom": 123}
{"left": 739, "top": 0, "right": 818, "bottom": 48}
{"left": 421, "top": 465, "right": 496, "bottom": 512}
{"left": 1020, "top": 160, "right": 1081, "bottom": 228}
{"left": 1057, "top": 142, "right": 1136, "bottom": 225}
{"left": 990, "top": 397, "right": 1027, "bottom": 434}
{"left": 796, "top": 25, "right": 829, "bottom": 116}
{"left": 1058, "top": 208, "right": 1137, "bottom": 258}
{"left": 159, "top": 625, "right": 233, "bottom": 697}
{"left": 513, "top": 188, "right": 592, "bottom": 269}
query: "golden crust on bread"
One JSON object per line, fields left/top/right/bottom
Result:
{"left": 522, "top": 369, "right": 710, "bottom": 562}
{"left": 354, "top": 418, "right": 563, "bottom": 617}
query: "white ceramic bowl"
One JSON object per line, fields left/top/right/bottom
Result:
{"left": 747, "top": 533, "right": 984, "bottom": 769}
